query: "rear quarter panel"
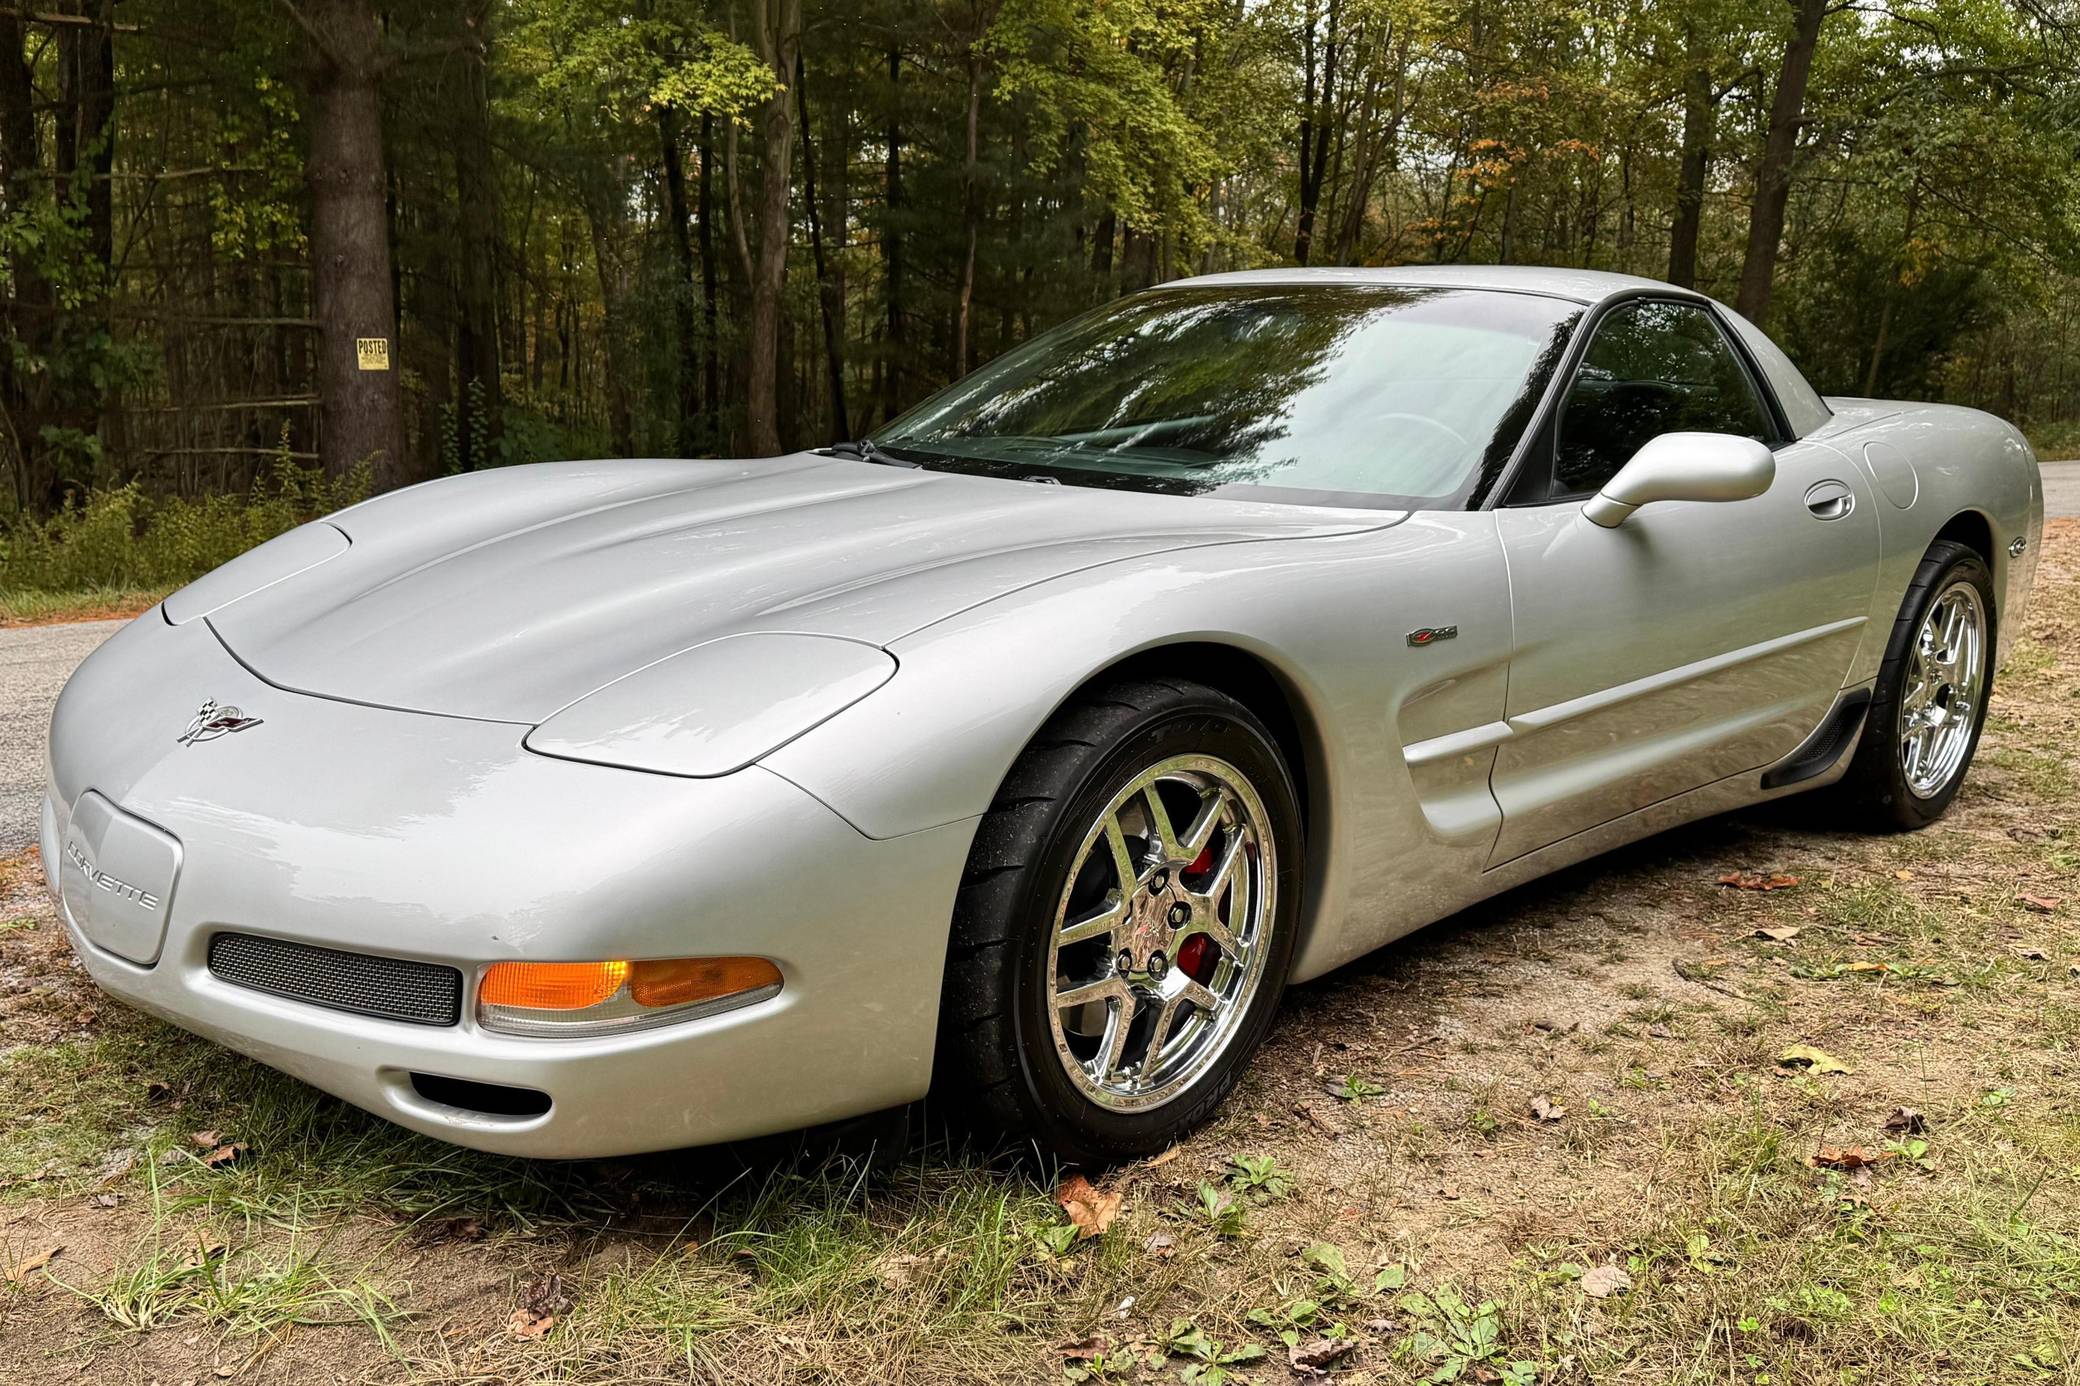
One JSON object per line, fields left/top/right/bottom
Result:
{"left": 1811, "top": 401, "right": 2042, "bottom": 673}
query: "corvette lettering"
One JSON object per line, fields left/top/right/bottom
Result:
{"left": 64, "top": 840, "right": 161, "bottom": 909}
{"left": 1406, "top": 626, "right": 1459, "bottom": 647}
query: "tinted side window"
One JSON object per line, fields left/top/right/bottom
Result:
{"left": 1553, "top": 301, "right": 1771, "bottom": 495}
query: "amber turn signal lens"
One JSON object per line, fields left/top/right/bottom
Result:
{"left": 629, "top": 957, "right": 781, "bottom": 1009}
{"left": 479, "top": 960, "right": 629, "bottom": 1011}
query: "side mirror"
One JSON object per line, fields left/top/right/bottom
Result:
{"left": 1581, "top": 432, "right": 1775, "bottom": 528}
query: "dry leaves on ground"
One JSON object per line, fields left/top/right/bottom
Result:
{"left": 1719, "top": 871, "right": 1800, "bottom": 891}
{"left": 1529, "top": 1095, "right": 1566, "bottom": 1123}
{"left": 3, "top": 1245, "right": 61, "bottom": 1283}
{"left": 509, "top": 1271, "right": 571, "bottom": 1339}
{"left": 1057, "top": 1173, "right": 1123, "bottom": 1239}
{"left": 1812, "top": 1145, "right": 1893, "bottom": 1171}
{"left": 1884, "top": 1107, "right": 1927, "bottom": 1134}
{"left": 1581, "top": 1264, "right": 1633, "bottom": 1298}
{"left": 2018, "top": 893, "right": 2063, "bottom": 913}
{"left": 1289, "top": 1336, "right": 1355, "bottom": 1374}
{"left": 1777, "top": 1044, "right": 1852, "bottom": 1075}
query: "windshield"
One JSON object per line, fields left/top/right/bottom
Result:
{"left": 873, "top": 284, "right": 1580, "bottom": 509}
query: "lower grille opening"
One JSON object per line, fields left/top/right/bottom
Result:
{"left": 209, "top": 932, "right": 463, "bottom": 1027}
{"left": 409, "top": 1072, "right": 552, "bottom": 1119}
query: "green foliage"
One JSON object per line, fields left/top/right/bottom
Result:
{"left": 1399, "top": 1283, "right": 1539, "bottom": 1385}
{"left": 0, "top": 454, "right": 369, "bottom": 595}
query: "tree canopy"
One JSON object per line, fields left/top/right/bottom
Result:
{"left": 2, "top": 0, "right": 2077, "bottom": 512}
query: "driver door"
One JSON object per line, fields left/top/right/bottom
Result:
{"left": 1486, "top": 299, "right": 1878, "bottom": 867}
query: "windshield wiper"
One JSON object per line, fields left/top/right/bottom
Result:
{"left": 821, "top": 438, "right": 919, "bottom": 468}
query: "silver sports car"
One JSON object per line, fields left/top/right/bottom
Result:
{"left": 46, "top": 267, "right": 2042, "bottom": 1163}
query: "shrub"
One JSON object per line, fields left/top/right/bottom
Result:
{"left": 0, "top": 456, "right": 369, "bottom": 596}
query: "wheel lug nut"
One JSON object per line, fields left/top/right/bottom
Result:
{"left": 1150, "top": 952, "right": 1167, "bottom": 977}
{"left": 1150, "top": 869, "right": 1169, "bottom": 892}
{"left": 1116, "top": 950, "right": 1133, "bottom": 974}
{"left": 1168, "top": 902, "right": 1190, "bottom": 927}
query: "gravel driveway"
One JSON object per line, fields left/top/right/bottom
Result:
{"left": 0, "top": 620, "right": 122, "bottom": 855}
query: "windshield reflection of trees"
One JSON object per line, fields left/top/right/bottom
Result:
{"left": 934, "top": 290, "right": 1374, "bottom": 493}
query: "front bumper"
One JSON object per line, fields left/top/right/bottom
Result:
{"left": 46, "top": 612, "right": 973, "bottom": 1158}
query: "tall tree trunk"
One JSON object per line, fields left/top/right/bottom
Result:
{"left": 0, "top": 10, "right": 52, "bottom": 509}
{"left": 880, "top": 45, "right": 905, "bottom": 425}
{"left": 744, "top": 0, "right": 801, "bottom": 457}
{"left": 1667, "top": 22, "right": 1712, "bottom": 288}
{"left": 1090, "top": 206, "right": 1116, "bottom": 280}
{"left": 295, "top": 0, "right": 407, "bottom": 488}
{"left": 659, "top": 105, "right": 702, "bottom": 455}
{"left": 795, "top": 53, "right": 848, "bottom": 442}
{"left": 698, "top": 110, "right": 719, "bottom": 448}
{"left": 1737, "top": 0, "right": 1829, "bottom": 321}
{"left": 1294, "top": 0, "right": 1339, "bottom": 265}
{"left": 452, "top": 0, "right": 501, "bottom": 471}
{"left": 953, "top": 14, "right": 988, "bottom": 377}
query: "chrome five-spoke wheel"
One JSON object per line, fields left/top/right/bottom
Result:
{"left": 1047, "top": 756, "right": 1275, "bottom": 1111}
{"left": 1899, "top": 580, "right": 1985, "bottom": 799}
{"left": 938, "top": 677, "right": 1301, "bottom": 1163}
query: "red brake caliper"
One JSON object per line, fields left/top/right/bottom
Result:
{"left": 1175, "top": 841, "right": 1218, "bottom": 981}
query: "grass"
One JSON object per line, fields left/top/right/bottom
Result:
{"left": 2, "top": 523, "right": 2078, "bottom": 1382}
{"left": 0, "top": 456, "right": 366, "bottom": 602}
{"left": 0, "top": 585, "right": 166, "bottom": 626}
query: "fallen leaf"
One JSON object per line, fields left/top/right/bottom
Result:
{"left": 1754, "top": 925, "right": 1802, "bottom": 942}
{"left": 1812, "top": 1145, "right": 1893, "bottom": 1171}
{"left": 1143, "top": 1146, "right": 1180, "bottom": 1170}
{"left": 188, "top": 1130, "right": 221, "bottom": 1148}
{"left": 2017, "top": 945, "right": 2049, "bottom": 961}
{"left": 1288, "top": 1336, "right": 1355, "bottom": 1374}
{"left": 1842, "top": 961, "right": 1892, "bottom": 975}
{"left": 1883, "top": 1107, "right": 1927, "bottom": 1135}
{"left": 91, "top": 1193, "right": 118, "bottom": 1209}
{"left": 1143, "top": 1232, "right": 1176, "bottom": 1258}
{"left": 1056, "top": 1174, "right": 1123, "bottom": 1240}
{"left": 1529, "top": 1095, "right": 1567, "bottom": 1123}
{"left": 1581, "top": 1263, "right": 1633, "bottom": 1298}
{"left": 2018, "top": 893, "right": 2063, "bottom": 914}
{"left": 510, "top": 1271, "right": 570, "bottom": 1339}
{"left": 1719, "top": 872, "right": 1800, "bottom": 891}
{"left": 3, "top": 1246, "right": 60, "bottom": 1283}
{"left": 876, "top": 1251, "right": 933, "bottom": 1290}
{"left": 1894, "top": 869, "right": 1915, "bottom": 881}
{"left": 412, "top": 1216, "right": 486, "bottom": 1247}
{"left": 1777, "top": 1044, "right": 1852, "bottom": 1075}
{"left": 508, "top": 1306, "right": 556, "bottom": 1339}
{"left": 200, "top": 1142, "right": 246, "bottom": 1169}
{"left": 1057, "top": 1335, "right": 1111, "bottom": 1361}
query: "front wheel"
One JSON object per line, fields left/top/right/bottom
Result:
{"left": 937, "top": 678, "right": 1302, "bottom": 1165}
{"left": 1839, "top": 540, "right": 1996, "bottom": 830}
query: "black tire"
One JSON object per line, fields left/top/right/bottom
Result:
{"left": 936, "top": 678, "right": 1303, "bottom": 1166}
{"left": 1838, "top": 540, "right": 1996, "bottom": 830}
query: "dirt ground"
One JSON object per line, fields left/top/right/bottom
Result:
{"left": 2, "top": 524, "right": 2075, "bottom": 1385}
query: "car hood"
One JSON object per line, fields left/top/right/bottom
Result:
{"left": 201, "top": 455, "right": 1394, "bottom": 724}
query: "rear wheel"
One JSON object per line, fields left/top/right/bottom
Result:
{"left": 1839, "top": 541, "right": 1995, "bottom": 830}
{"left": 937, "top": 678, "right": 1302, "bottom": 1164}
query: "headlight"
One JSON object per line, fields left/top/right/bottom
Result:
{"left": 523, "top": 632, "right": 896, "bottom": 777}
{"left": 477, "top": 957, "right": 782, "bottom": 1036}
{"left": 162, "top": 521, "right": 350, "bottom": 623}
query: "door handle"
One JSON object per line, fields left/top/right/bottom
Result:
{"left": 1803, "top": 479, "right": 1855, "bottom": 521}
